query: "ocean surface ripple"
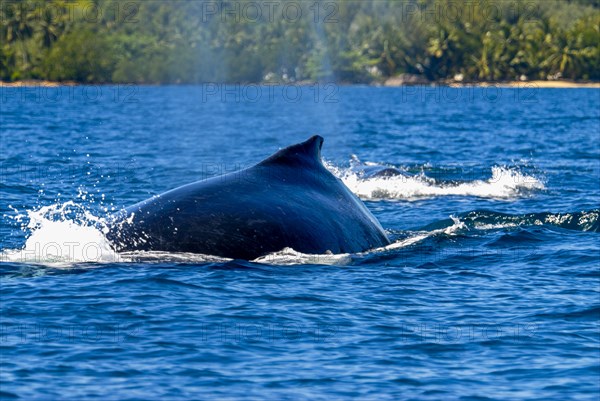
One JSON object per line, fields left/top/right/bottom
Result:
{"left": 0, "top": 86, "right": 598, "bottom": 400}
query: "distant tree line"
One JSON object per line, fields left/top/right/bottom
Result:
{"left": 1, "top": 0, "right": 598, "bottom": 83}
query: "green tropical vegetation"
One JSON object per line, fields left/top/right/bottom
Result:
{"left": 1, "top": 0, "right": 598, "bottom": 83}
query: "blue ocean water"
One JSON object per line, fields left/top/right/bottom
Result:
{"left": 0, "top": 85, "right": 599, "bottom": 400}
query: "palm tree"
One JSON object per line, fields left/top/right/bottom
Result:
{"left": 1, "top": 1, "right": 37, "bottom": 72}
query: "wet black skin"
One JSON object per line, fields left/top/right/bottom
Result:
{"left": 105, "top": 136, "right": 391, "bottom": 260}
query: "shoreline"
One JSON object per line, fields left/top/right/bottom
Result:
{"left": 442, "top": 80, "right": 600, "bottom": 89}
{"left": 1, "top": 79, "right": 598, "bottom": 89}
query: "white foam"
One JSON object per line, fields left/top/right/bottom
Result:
{"left": 473, "top": 222, "right": 519, "bottom": 230}
{"left": 326, "top": 162, "right": 544, "bottom": 201}
{"left": 252, "top": 247, "right": 352, "bottom": 265}
{"left": 1, "top": 202, "right": 120, "bottom": 265}
{"left": 119, "top": 251, "right": 230, "bottom": 264}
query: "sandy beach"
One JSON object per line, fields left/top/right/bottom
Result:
{"left": 447, "top": 80, "right": 600, "bottom": 89}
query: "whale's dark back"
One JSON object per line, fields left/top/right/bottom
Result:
{"left": 106, "top": 136, "right": 390, "bottom": 259}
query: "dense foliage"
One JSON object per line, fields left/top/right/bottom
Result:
{"left": 1, "top": 0, "right": 598, "bottom": 83}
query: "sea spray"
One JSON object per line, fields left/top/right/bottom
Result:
{"left": 326, "top": 159, "right": 545, "bottom": 200}
{"left": 2, "top": 201, "right": 120, "bottom": 264}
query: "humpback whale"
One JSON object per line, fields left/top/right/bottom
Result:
{"left": 105, "top": 136, "right": 390, "bottom": 260}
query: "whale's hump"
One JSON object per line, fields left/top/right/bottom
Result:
{"left": 107, "top": 134, "right": 392, "bottom": 258}
{"left": 258, "top": 135, "right": 324, "bottom": 168}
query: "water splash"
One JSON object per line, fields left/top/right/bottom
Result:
{"left": 1, "top": 201, "right": 119, "bottom": 265}
{"left": 326, "top": 160, "right": 545, "bottom": 200}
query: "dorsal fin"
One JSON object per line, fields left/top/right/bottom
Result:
{"left": 258, "top": 135, "right": 324, "bottom": 168}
